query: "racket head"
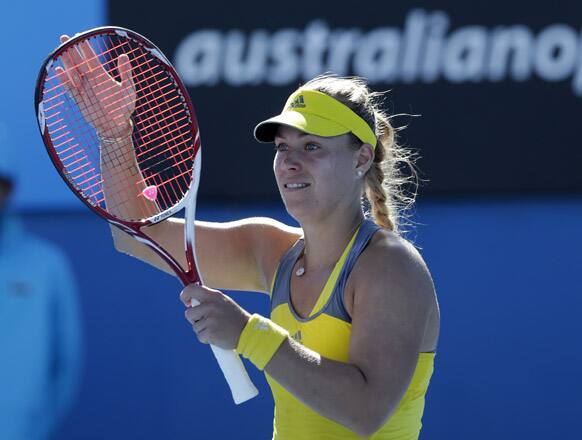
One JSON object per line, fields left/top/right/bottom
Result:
{"left": 34, "top": 26, "right": 201, "bottom": 227}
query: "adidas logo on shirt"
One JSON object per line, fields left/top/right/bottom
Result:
{"left": 291, "top": 330, "right": 302, "bottom": 343}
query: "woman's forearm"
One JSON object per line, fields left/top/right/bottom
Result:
{"left": 100, "top": 132, "right": 159, "bottom": 220}
{"left": 264, "top": 338, "right": 387, "bottom": 437}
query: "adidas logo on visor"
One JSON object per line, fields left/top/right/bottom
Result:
{"left": 288, "top": 95, "right": 305, "bottom": 109}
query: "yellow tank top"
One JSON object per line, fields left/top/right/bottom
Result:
{"left": 265, "top": 220, "right": 436, "bottom": 440}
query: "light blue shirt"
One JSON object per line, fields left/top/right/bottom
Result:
{"left": 0, "top": 215, "right": 82, "bottom": 440}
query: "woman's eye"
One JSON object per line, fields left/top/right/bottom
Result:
{"left": 305, "top": 143, "right": 320, "bottom": 151}
{"left": 274, "top": 143, "right": 288, "bottom": 152}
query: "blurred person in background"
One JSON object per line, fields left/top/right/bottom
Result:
{"left": 0, "top": 124, "right": 82, "bottom": 440}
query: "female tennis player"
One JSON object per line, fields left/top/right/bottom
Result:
{"left": 129, "top": 78, "right": 440, "bottom": 439}
{"left": 58, "top": 32, "right": 439, "bottom": 438}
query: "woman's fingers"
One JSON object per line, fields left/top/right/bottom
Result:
{"left": 54, "top": 34, "right": 137, "bottom": 138}
{"left": 58, "top": 56, "right": 81, "bottom": 90}
{"left": 60, "top": 35, "right": 90, "bottom": 77}
{"left": 118, "top": 54, "right": 135, "bottom": 97}
{"left": 117, "top": 54, "right": 132, "bottom": 84}
{"left": 60, "top": 36, "right": 88, "bottom": 89}
{"left": 191, "top": 318, "right": 209, "bottom": 344}
{"left": 57, "top": 36, "right": 88, "bottom": 108}
{"left": 55, "top": 66, "right": 74, "bottom": 95}
{"left": 191, "top": 315, "right": 206, "bottom": 331}
{"left": 78, "top": 40, "right": 106, "bottom": 81}
{"left": 196, "top": 328, "right": 210, "bottom": 344}
{"left": 55, "top": 66, "right": 69, "bottom": 88}
{"left": 55, "top": 65, "right": 87, "bottom": 109}
{"left": 185, "top": 305, "right": 212, "bottom": 344}
{"left": 180, "top": 284, "right": 214, "bottom": 307}
{"left": 185, "top": 303, "right": 208, "bottom": 324}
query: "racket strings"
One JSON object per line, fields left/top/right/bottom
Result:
{"left": 110, "top": 34, "right": 194, "bottom": 214}
{"left": 41, "top": 32, "right": 197, "bottom": 222}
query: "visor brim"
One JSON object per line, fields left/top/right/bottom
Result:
{"left": 253, "top": 111, "right": 349, "bottom": 143}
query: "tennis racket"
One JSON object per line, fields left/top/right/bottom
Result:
{"left": 34, "top": 26, "right": 258, "bottom": 404}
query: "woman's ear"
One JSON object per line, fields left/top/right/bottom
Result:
{"left": 355, "top": 143, "right": 374, "bottom": 175}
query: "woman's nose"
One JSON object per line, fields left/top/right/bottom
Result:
{"left": 281, "top": 150, "right": 302, "bottom": 171}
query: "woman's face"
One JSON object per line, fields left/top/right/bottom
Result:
{"left": 273, "top": 125, "right": 362, "bottom": 222}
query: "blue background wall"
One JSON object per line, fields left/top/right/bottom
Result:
{"left": 1, "top": 0, "right": 581, "bottom": 439}
{"left": 0, "top": 0, "right": 104, "bottom": 210}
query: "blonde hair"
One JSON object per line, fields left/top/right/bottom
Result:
{"left": 300, "top": 74, "right": 418, "bottom": 234}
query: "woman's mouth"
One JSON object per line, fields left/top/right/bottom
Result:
{"left": 284, "top": 183, "right": 311, "bottom": 189}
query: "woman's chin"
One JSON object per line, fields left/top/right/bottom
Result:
{"left": 282, "top": 198, "right": 313, "bottom": 221}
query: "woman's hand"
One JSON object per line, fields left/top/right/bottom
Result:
{"left": 181, "top": 284, "right": 251, "bottom": 350}
{"left": 55, "top": 34, "right": 136, "bottom": 139}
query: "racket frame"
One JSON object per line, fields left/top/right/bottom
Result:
{"left": 35, "top": 26, "right": 200, "bottom": 284}
{"left": 34, "top": 26, "right": 258, "bottom": 404}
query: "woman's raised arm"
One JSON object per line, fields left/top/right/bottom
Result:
{"left": 112, "top": 217, "right": 302, "bottom": 292}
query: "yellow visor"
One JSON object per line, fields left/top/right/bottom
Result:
{"left": 253, "top": 89, "right": 377, "bottom": 148}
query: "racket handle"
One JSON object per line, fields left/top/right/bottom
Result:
{"left": 208, "top": 344, "right": 259, "bottom": 404}
{"left": 189, "top": 298, "right": 259, "bottom": 404}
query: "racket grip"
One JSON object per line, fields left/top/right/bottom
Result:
{"left": 208, "top": 344, "right": 259, "bottom": 404}
{"left": 189, "top": 298, "right": 259, "bottom": 404}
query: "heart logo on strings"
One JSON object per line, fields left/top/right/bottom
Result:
{"left": 142, "top": 185, "right": 158, "bottom": 201}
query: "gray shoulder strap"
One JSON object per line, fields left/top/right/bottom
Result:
{"left": 326, "top": 219, "right": 382, "bottom": 322}
{"left": 270, "top": 239, "right": 304, "bottom": 311}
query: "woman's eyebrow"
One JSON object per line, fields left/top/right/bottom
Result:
{"left": 274, "top": 132, "right": 310, "bottom": 142}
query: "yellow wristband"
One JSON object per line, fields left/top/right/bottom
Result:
{"left": 236, "top": 314, "right": 289, "bottom": 370}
